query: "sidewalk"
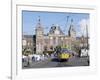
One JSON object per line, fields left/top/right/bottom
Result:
{"left": 22, "top": 57, "right": 51, "bottom": 69}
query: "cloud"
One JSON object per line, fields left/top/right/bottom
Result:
{"left": 77, "top": 31, "right": 82, "bottom": 37}
{"left": 78, "top": 19, "right": 89, "bottom": 37}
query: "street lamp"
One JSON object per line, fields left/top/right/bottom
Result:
{"left": 86, "top": 24, "right": 89, "bottom": 49}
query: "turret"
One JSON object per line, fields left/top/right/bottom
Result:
{"left": 68, "top": 19, "right": 76, "bottom": 38}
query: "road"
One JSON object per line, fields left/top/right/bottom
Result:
{"left": 22, "top": 57, "right": 89, "bottom": 69}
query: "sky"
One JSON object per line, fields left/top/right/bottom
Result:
{"left": 22, "top": 10, "right": 89, "bottom": 37}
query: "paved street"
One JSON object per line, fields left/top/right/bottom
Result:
{"left": 22, "top": 57, "right": 89, "bottom": 69}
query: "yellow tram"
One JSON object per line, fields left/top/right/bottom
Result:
{"left": 57, "top": 48, "right": 72, "bottom": 61}
{"left": 58, "top": 53, "right": 70, "bottom": 59}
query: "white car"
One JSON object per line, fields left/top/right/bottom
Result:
{"left": 24, "top": 54, "right": 45, "bottom": 62}
{"left": 32, "top": 54, "right": 41, "bottom": 61}
{"left": 80, "top": 49, "right": 88, "bottom": 57}
{"left": 22, "top": 55, "right": 27, "bottom": 62}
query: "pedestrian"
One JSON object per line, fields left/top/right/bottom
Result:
{"left": 79, "top": 48, "right": 81, "bottom": 57}
{"left": 27, "top": 55, "right": 32, "bottom": 67}
{"left": 87, "top": 59, "right": 90, "bottom": 65}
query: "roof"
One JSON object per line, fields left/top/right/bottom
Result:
{"left": 48, "top": 24, "right": 64, "bottom": 35}
{"left": 22, "top": 35, "right": 34, "bottom": 40}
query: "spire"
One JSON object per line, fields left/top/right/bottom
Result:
{"left": 68, "top": 18, "right": 76, "bottom": 37}
{"left": 36, "top": 16, "right": 43, "bottom": 31}
{"left": 67, "top": 16, "right": 69, "bottom": 22}
{"left": 36, "top": 16, "right": 42, "bottom": 28}
{"left": 70, "top": 18, "right": 74, "bottom": 31}
{"left": 71, "top": 18, "right": 73, "bottom": 23}
{"left": 38, "top": 16, "right": 41, "bottom": 25}
{"left": 70, "top": 18, "right": 74, "bottom": 28}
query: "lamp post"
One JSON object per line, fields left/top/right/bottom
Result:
{"left": 86, "top": 24, "right": 88, "bottom": 49}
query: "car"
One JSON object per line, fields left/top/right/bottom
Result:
{"left": 22, "top": 55, "right": 27, "bottom": 62}
{"left": 80, "top": 48, "right": 89, "bottom": 57}
{"left": 32, "top": 54, "right": 41, "bottom": 61}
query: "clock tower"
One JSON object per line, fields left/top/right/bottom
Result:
{"left": 35, "top": 16, "right": 44, "bottom": 54}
